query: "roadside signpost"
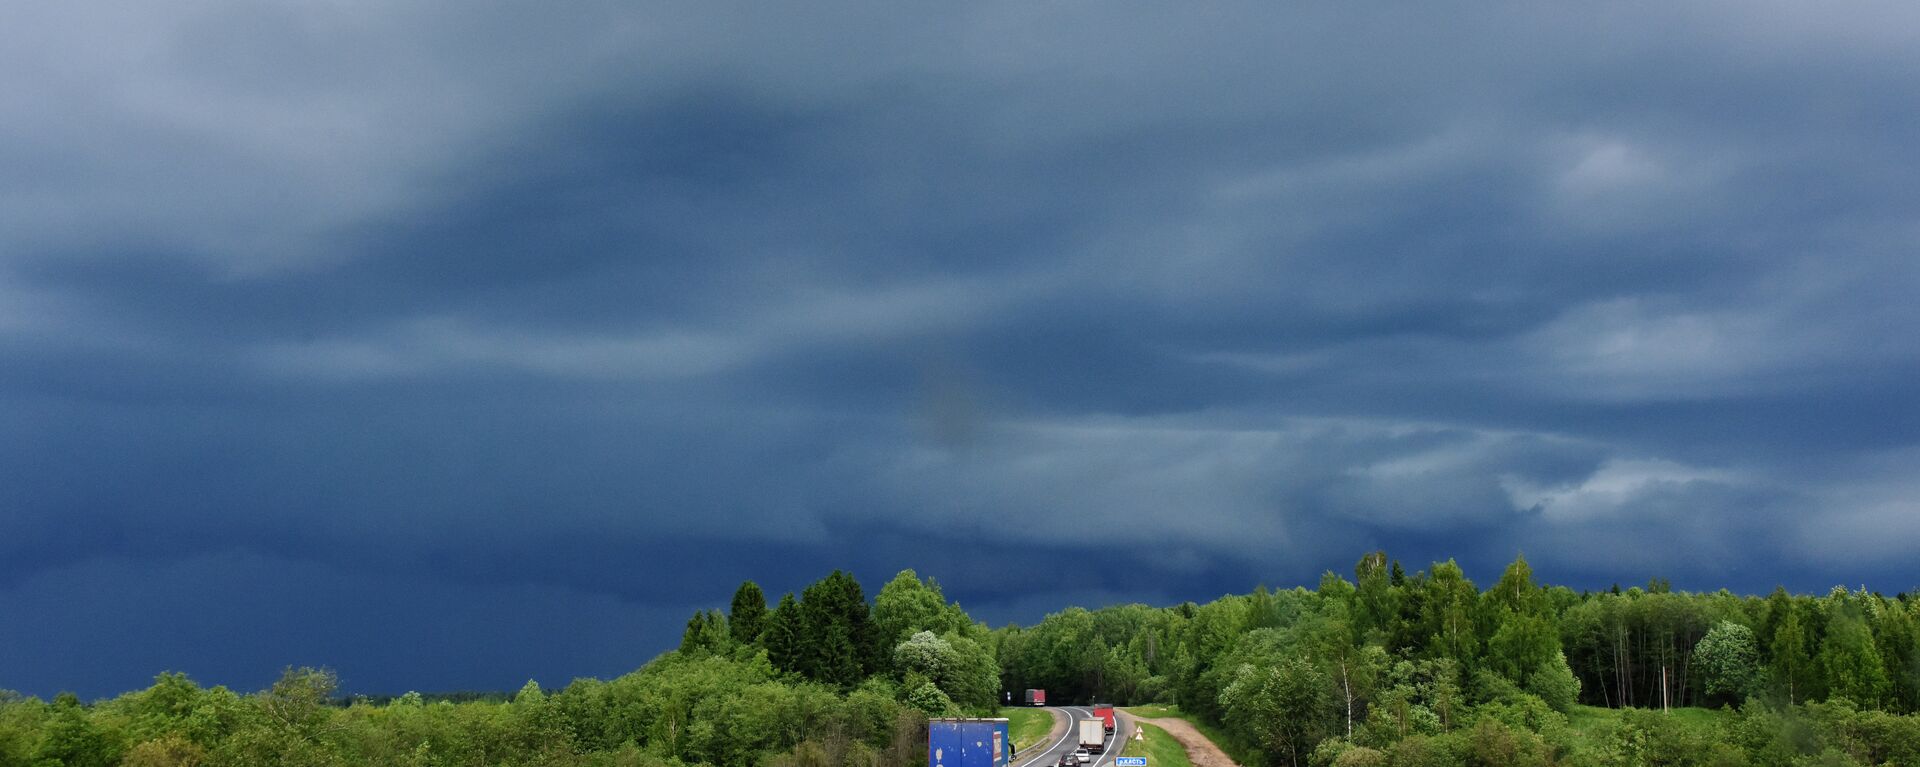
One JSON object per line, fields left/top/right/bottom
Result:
{"left": 1116, "top": 758, "right": 1148, "bottom": 766}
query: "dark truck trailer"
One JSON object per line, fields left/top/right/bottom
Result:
{"left": 929, "top": 718, "right": 1012, "bottom": 767}
{"left": 1023, "top": 689, "right": 1047, "bottom": 706}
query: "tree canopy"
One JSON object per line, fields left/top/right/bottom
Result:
{"left": 6, "top": 556, "right": 1918, "bottom": 767}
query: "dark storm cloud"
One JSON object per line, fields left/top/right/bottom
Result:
{"left": 5, "top": 2, "right": 1920, "bottom": 696}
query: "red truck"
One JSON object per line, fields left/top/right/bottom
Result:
{"left": 1092, "top": 705, "right": 1114, "bottom": 733}
{"left": 1023, "top": 689, "right": 1047, "bottom": 707}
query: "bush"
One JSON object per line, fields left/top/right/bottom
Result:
{"left": 579, "top": 744, "right": 681, "bottom": 767}
{"left": 1470, "top": 694, "right": 1569, "bottom": 759}
{"left": 1385, "top": 734, "right": 1455, "bottom": 767}
{"left": 1525, "top": 652, "right": 1580, "bottom": 715}
{"left": 1465, "top": 718, "right": 1548, "bottom": 767}
{"left": 121, "top": 735, "right": 207, "bottom": 767}
{"left": 1803, "top": 699, "right": 1920, "bottom": 766}
{"left": 1137, "top": 675, "right": 1172, "bottom": 704}
{"left": 1468, "top": 670, "right": 1523, "bottom": 706}
{"left": 1609, "top": 708, "right": 1718, "bottom": 767}
{"left": 904, "top": 682, "right": 955, "bottom": 717}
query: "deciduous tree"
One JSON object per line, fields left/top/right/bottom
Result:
{"left": 1821, "top": 597, "right": 1889, "bottom": 707}
{"left": 1695, "top": 620, "right": 1760, "bottom": 705}
{"left": 1220, "top": 658, "right": 1332, "bottom": 767}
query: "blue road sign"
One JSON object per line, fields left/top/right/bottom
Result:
{"left": 1116, "top": 758, "right": 1148, "bottom": 766}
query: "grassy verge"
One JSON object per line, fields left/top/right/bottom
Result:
{"left": 1120, "top": 721, "right": 1195, "bottom": 767}
{"left": 999, "top": 707, "right": 1056, "bottom": 753}
{"left": 1122, "top": 704, "right": 1259, "bottom": 766}
{"left": 1125, "top": 703, "right": 1180, "bottom": 718}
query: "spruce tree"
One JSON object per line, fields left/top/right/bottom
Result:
{"left": 764, "top": 592, "right": 804, "bottom": 674}
{"left": 729, "top": 580, "right": 769, "bottom": 646}
{"left": 679, "top": 610, "right": 728, "bottom": 655}
{"left": 798, "top": 570, "right": 877, "bottom": 685}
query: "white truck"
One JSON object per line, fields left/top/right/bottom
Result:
{"left": 1078, "top": 718, "right": 1106, "bottom": 754}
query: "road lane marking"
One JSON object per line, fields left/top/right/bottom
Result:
{"left": 1014, "top": 706, "right": 1076, "bottom": 767}
{"left": 1091, "top": 709, "right": 1128, "bottom": 767}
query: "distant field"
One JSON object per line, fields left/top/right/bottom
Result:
{"left": 1000, "top": 706, "right": 1056, "bottom": 752}
{"left": 1121, "top": 720, "right": 1195, "bottom": 767}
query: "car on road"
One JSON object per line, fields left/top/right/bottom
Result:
{"left": 1055, "top": 754, "right": 1076, "bottom": 767}
{"left": 1072, "top": 748, "right": 1092, "bottom": 764}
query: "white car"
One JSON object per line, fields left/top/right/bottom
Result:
{"left": 1073, "top": 748, "right": 1092, "bottom": 764}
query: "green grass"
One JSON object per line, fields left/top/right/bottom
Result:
{"left": 1124, "top": 703, "right": 1181, "bottom": 719}
{"left": 999, "top": 707, "right": 1056, "bottom": 753}
{"left": 1120, "top": 721, "right": 1194, "bottom": 767}
{"left": 1564, "top": 704, "right": 1620, "bottom": 753}
{"left": 1565, "top": 704, "right": 1734, "bottom": 753}
{"left": 1566, "top": 704, "right": 1730, "bottom": 728}
{"left": 1122, "top": 704, "right": 1259, "bottom": 766}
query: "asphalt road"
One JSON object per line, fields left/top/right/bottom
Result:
{"left": 1013, "top": 706, "right": 1135, "bottom": 767}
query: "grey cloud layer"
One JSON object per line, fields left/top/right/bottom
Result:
{"left": 5, "top": 2, "right": 1920, "bottom": 696}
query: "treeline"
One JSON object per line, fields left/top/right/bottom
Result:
{"left": 8, "top": 556, "right": 1920, "bottom": 766}
{"left": 681, "top": 570, "right": 998, "bottom": 715}
{"left": 990, "top": 552, "right": 1920, "bottom": 766}
{"left": 0, "top": 569, "right": 990, "bottom": 767}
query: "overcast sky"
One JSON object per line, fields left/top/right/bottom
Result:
{"left": 5, "top": 2, "right": 1920, "bottom": 699}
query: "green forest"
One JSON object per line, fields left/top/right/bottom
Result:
{"left": 4, "top": 555, "right": 1918, "bottom": 767}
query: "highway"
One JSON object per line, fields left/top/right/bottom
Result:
{"left": 1012, "top": 706, "right": 1135, "bottom": 767}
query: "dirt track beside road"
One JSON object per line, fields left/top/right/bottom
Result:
{"left": 1129, "top": 715, "right": 1242, "bottom": 767}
